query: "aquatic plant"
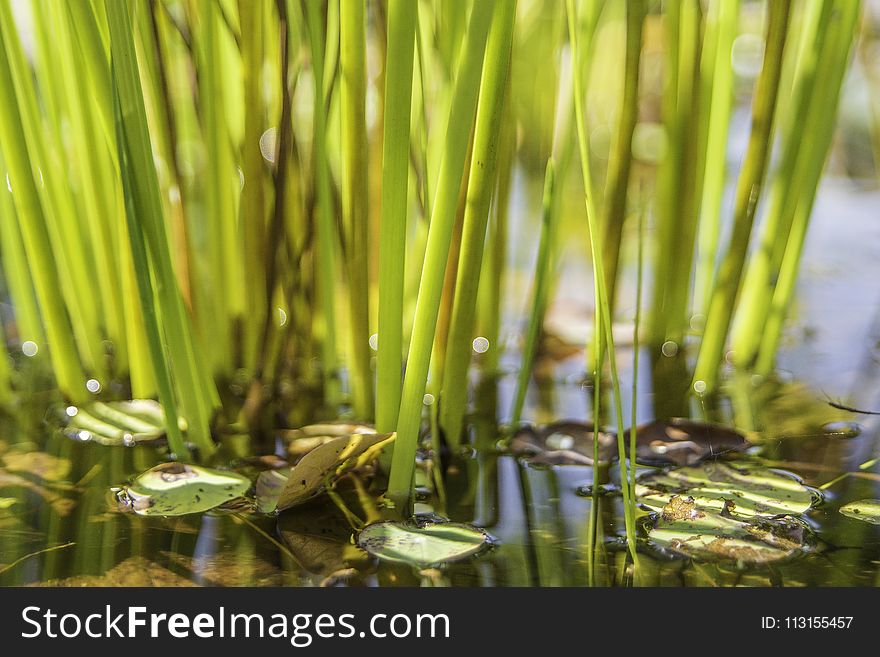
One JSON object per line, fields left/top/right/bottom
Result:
{"left": 0, "top": 0, "right": 867, "bottom": 584}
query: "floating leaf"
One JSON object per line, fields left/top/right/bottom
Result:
{"left": 277, "top": 433, "right": 394, "bottom": 511}
{"left": 357, "top": 519, "right": 493, "bottom": 568}
{"left": 648, "top": 508, "right": 809, "bottom": 564}
{"left": 510, "top": 421, "right": 616, "bottom": 466}
{"left": 636, "top": 462, "right": 815, "bottom": 518}
{"left": 625, "top": 418, "right": 749, "bottom": 466}
{"left": 0, "top": 497, "right": 16, "bottom": 509}
{"left": 59, "top": 400, "right": 181, "bottom": 446}
{"left": 115, "top": 462, "right": 251, "bottom": 516}
{"left": 839, "top": 499, "right": 880, "bottom": 524}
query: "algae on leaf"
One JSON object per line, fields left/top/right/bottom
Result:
{"left": 649, "top": 511, "right": 809, "bottom": 564}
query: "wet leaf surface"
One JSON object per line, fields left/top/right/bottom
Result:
{"left": 115, "top": 462, "right": 252, "bottom": 516}
{"left": 839, "top": 499, "right": 880, "bottom": 524}
{"left": 649, "top": 507, "right": 809, "bottom": 564}
{"left": 357, "top": 519, "right": 493, "bottom": 568}
{"left": 510, "top": 421, "right": 616, "bottom": 465}
{"left": 636, "top": 462, "right": 815, "bottom": 518}
{"left": 277, "top": 432, "right": 393, "bottom": 510}
{"left": 625, "top": 418, "right": 750, "bottom": 466}
{"left": 59, "top": 399, "right": 177, "bottom": 446}
{"left": 283, "top": 423, "right": 379, "bottom": 459}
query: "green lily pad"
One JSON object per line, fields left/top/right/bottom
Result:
{"left": 60, "top": 400, "right": 181, "bottom": 446}
{"left": 277, "top": 432, "right": 394, "bottom": 511}
{"left": 116, "top": 462, "right": 251, "bottom": 516}
{"left": 839, "top": 499, "right": 880, "bottom": 524}
{"left": 357, "top": 519, "right": 493, "bottom": 568}
{"left": 636, "top": 462, "right": 815, "bottom": 518}
{"left": 648, "top": 503, "right": 809, "bottom": 564}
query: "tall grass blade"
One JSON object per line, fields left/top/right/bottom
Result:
{"left": 105, "top": 0, "right": 216, "bottom": 456}
{"left": 387, "top": 0, "right": 495, "bottom": 512}
{"left": 340, "top": 0, "right": 373, "bottom": 421}
{"left": 693, "top": 0, "right": 792, "bottom": 393}
{"left": 376, "top": 0, "right": 418, "bottom": 432}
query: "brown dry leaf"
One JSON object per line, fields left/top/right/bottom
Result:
{"left": 277, "top": 433, "right": 394, "bottom": 510}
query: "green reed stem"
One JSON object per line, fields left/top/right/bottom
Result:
{"left": 340, "top": 0, "right": 373, "bottom": 421}
{"left": 388, "top": 0, "right": 495, "bottom": 513}
{"left": 649, "top": 0, "right": 703, "bottom": 348}
{"left": 478, "top": 95, "right": 514, "bottom": 377}
{"left": 0, "top": 163, "right": 44, "bottom": 347}
{"left": 0, "top": 9, "right": 85, "bottom": 400}
{"left": 112, "top": 88, "right": 190, "bottom": 462}
{"left": 693, "top": 0, "right": 792, "bottom": 393}
{"left": 731, "top": 0, "right": 831, "bottom": 367}
{"left": 567, "top": 0, "right": 638, "bottom": 568}
{"left": 50, "top": 2, "right": 128, "bottom": 367}
{"left": 509, "top": 160, "right": 556, "bottom": 431}
{"left": 376, "top": 0, "right": 418, "bottom": 433}
{"left": 0, "top": 1, "right": 105, "bottom": 379}
{"left": 304, "top": 0, "right": 340, "bottom": 407}
{"left": 756, "top": 0, "right": 859, "bottom": 373}
{"left": 199, "top": 0, "right": 243, "bottom": 374}
{"left": 239, "top": 0, "right": 267, "bottom": 373}
{"left": 695, "top": 0, "right": 739, "bottom": 314}
{"left": 599, "top": 0, "right": 645, "bottom": 311}
{"left": 106, "top": 0, "right": 216, "bottom": 457}
{"left": 439, "top": 0, "right": 516, "bottom": 447}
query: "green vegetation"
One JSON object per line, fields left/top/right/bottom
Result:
{"left": 0, "top": 0, "right": 868, "bottom": 584}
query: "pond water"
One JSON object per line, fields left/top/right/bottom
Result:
{"left": 1, "top": 178, "right": 880, "bottom": 588}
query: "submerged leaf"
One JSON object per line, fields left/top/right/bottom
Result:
{"left": 357, "top": 519, "right": 493, "bottom": 568}
{"left": 839, "top": 499, "right": 880, "bottom": 524}
{"left": 116, "top": 462, "right": 251, "bottom": 516}
{"left": 2, "top": 450, "right": 70, "bottom": 481}
{"left": 625, "top": 418, "right": 750, "bottom": 466}
{"left": 277, "top": 433, "right": 393, "bottom": 511}
{"left": 636, "top": 462, "right": 815, "bottom": 518}
{"left": 649, "top": 511, "right": 809, "bottom": 564}
{"left": 59, "top": 400, "right": 180, "bottom": 446}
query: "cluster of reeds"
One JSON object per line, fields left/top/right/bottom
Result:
{"left": 0, "top": 0, "right": 864, "bottom": 526}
